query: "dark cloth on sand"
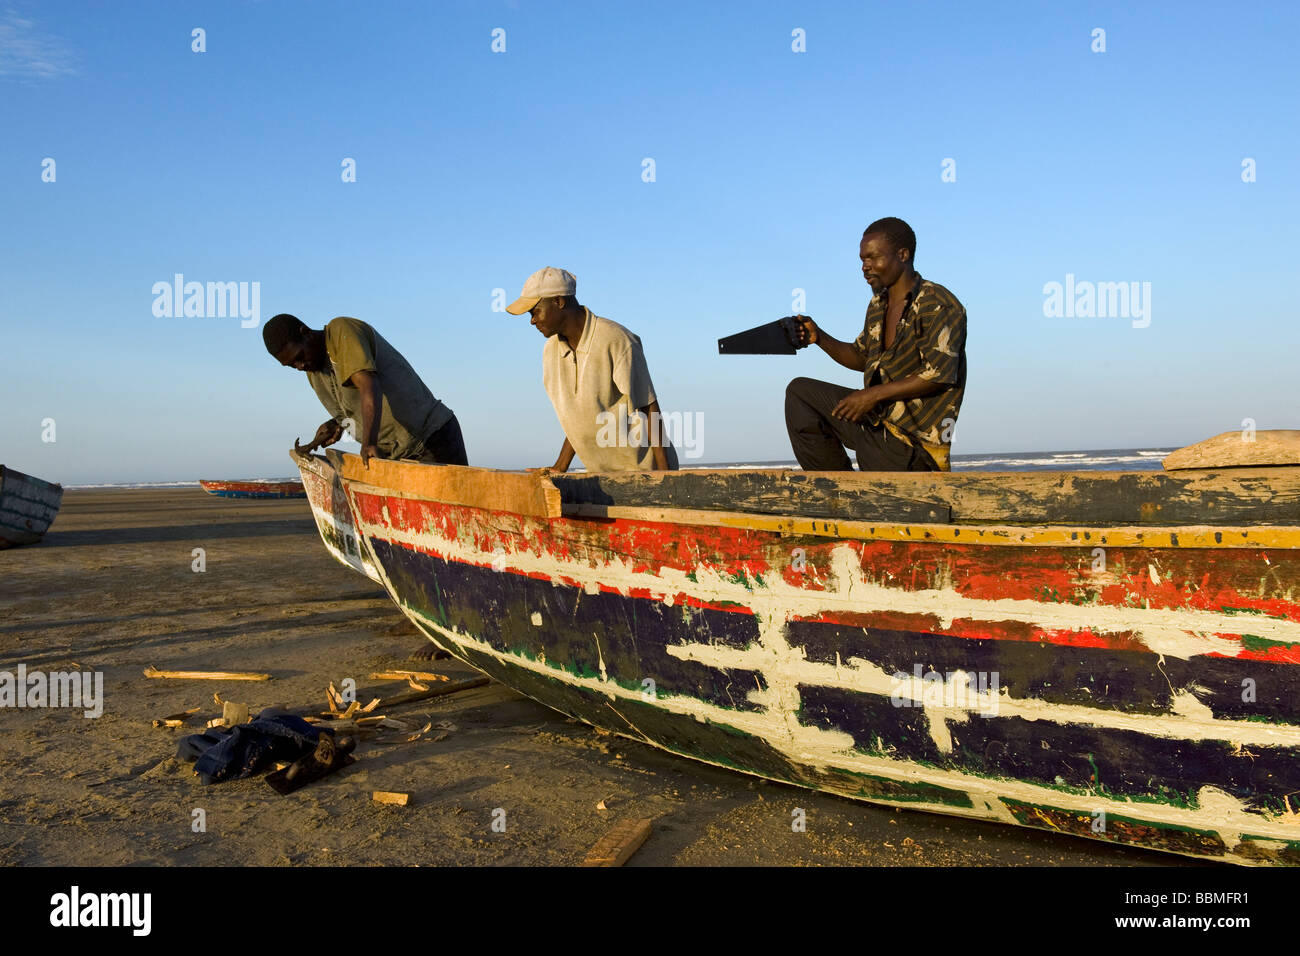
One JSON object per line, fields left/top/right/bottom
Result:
{"left": 179, "top": 710, "right": 326, "bottom": 785}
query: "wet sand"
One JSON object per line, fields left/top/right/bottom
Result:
{"left": 0, "top": 489, "right": 1197, "bottom": 866}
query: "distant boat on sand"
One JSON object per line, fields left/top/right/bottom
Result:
{"left": 0, "top": 466, "right": 64, "bottom": 548}
{"left": 198, "top": 479, "right": 306, "bottom": 499}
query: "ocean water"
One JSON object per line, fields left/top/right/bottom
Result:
{"left": 67, "top": 448, "right": 1174, "bottom": 489}
{"left": 686, "top": 448, "right": 1175, "bottom": 473}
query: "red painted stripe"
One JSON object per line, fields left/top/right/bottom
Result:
{"left": 346, "top": 490, "right": 1300, "bottom": 661}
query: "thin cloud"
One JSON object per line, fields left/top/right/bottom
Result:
{"left": 0, "top": 10, "right": 78, "bottom": 80}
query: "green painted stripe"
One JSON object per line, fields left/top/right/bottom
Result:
{"left": 1, "top": 493, "right": 59, "bottom": 509}
{"left": 1, "top": 502, "right": 57, "bottom": 515}
{"left": 0, "top": 505, "right": 54, "bottom": 524}
{"left": 2, "top": 488, "right": 61, "bottom": 508}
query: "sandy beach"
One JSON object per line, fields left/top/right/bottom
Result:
{"left": 0, "top": 488, "right": 1194, "bottom": 867}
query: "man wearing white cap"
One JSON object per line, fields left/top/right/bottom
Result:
{"left": 507, "top": 267, "right": 678, "bottom": 473}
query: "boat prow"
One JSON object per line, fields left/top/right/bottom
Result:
{"left": 289, "top": 449, "right": 381, "bottom": 583}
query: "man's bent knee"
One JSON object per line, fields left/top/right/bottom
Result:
{"left": 786, "top": 376, "right": 815, "bottom": 394}
{"left": 786, "top": 376, "right": 820, "bottom": 405}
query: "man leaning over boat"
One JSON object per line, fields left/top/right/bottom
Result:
{"left": 262, "top": 314, "right": 469, "bottom": 467}
{"left": 785, "top": 217, "right": 967, "bottom": 472}
{"left": 506, "top": 267, "right": 679, "bottom": 473}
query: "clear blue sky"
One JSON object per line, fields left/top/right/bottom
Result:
{"left": 3, "top": 0, "right": 1297, "bottom": 484}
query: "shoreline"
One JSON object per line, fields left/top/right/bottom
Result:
{"left": 59, "top": 447, "right": 1176, "bottom": 490}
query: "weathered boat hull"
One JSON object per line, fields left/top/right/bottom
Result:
{"left": 199, "top": 479, "right": 306, "bottom": 499}
{"left": 290, "top": 451, "right": 380, "bottom": 582}
{"left": 329, "top": 455, "right": 1300, "bottom": 865}
{"left": 0, "top": 466, "right": 64, "bottom": 549}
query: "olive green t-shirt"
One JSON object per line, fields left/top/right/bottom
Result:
{"left": 306, "top": 317, "right": 453, "bottom": 460}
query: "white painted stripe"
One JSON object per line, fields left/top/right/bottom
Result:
{"left": 347, "top": 489, "right": 1300, "bottom": 857}
{"left": 298, "top": 465, "right": 380, "bottom": 582}
{"left": 350, "top": 502, "right": 1300, "bottom": 658}
{"left": 665, "top": 634, "right": 1300, "bottom": 750}
{"left": 401, "top": 605, "right": 1300, "bottom": 850}
{"left": 348, "top": 505, "right": 1300, "bottom": 746}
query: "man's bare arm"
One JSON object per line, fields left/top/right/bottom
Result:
{"left": 791, "top": 316, "right": 867, "bottom": 373}
{"left": 552, "top": 437, "right": 576, "bottom": 473}
{"left": 348, "top": 369, "right": 384, "bottom": 465}
{"left": 832, "top": 375, "right": 948, "bottom": 423}
{"left": 641, "top": 401, "right": 671, "bottom": 470}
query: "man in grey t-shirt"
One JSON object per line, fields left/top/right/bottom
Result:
{"left": 262, "top": 313, "right": 467, "bottom": 467}
{"left": 506, "top": 268, "right": 678, "bottom": 473}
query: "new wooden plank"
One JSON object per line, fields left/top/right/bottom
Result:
{"left": 1164, "top": 430, "right": 1300, "bottom": 470}
{"left": 368, "top": 670, "right": 449, "bottom": 682}
{"left": 582, "top": 817, "right": 653, "bottom": 867}
{"left": 151, "top": 708, "right": 201, "bottom": 729}
{"left": 561, "top": 504, "right": 1300, "bottom": 549}
{"left": 142, "top": 666, "right": 271, "bottom": 681}
{"left": 333, "top": 452, "right": 561, "bottom": 518}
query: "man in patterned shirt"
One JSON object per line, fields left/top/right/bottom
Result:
{"left": 784, "top": 217, "right": 966, "bottom": 471}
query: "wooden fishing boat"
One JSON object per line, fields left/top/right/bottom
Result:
{"left": 0, "top": 466, "right": 64, "bottom": 549}
{"left": 198, "top": 479, "right": 306, "bottom": 499}
{"left": 290, "top": 449, "right": 380, "bottom": 582}
{"left": 301, "top": 439, "right": 1300, "bottom": 865}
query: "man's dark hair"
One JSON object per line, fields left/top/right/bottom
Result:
{"left": 864, "top": 217, "right": 917, "bottom": 261}
{"left": 262, "top": 313, "right": 308, "bottom": 356}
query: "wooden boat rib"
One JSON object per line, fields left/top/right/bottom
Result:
{"left": 0, "top": 466, "right": 64, "bottom": 549}
{"left": 290, "top": 450, "right": 380, "bottom": 582}
{"left": 303, "top": 448, "right": 1300, "bottom": 865}
{"left": 198, "top": 479, "right": 306, "bottom": 499}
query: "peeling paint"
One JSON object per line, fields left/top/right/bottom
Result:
{"left": 333, "top": 474, "right": 1300, "bottom": 865}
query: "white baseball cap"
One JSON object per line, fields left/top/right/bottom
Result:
{"left": 505, "top": 267, "right": 577, "bottom": 315}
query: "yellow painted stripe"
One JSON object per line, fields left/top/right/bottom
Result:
{"left": 564, "top": 504, "right": 1300, "bottom": 550}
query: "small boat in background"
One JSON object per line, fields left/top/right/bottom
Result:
{"left": 290, "top": 449, "right": 380, "bottom": 582}
{"left": 199, "top": 479, "right": 306, "bottom": 499}
{"left": 0, "top": 466, "right": 64, "bottom": 549}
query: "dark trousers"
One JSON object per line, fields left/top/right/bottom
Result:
{"left": 413, "top": 415, "right": 469, "bottom": 466}
{"left": 784, "top": 377, "right": 938, "bottom": 472}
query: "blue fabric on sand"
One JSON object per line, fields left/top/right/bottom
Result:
{"left": 178, "top": 709, "right": 327, "bottom": 784}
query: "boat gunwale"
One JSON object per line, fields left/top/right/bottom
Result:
{"left": 0, "top": 464, "right": 65, "bottom": 495}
